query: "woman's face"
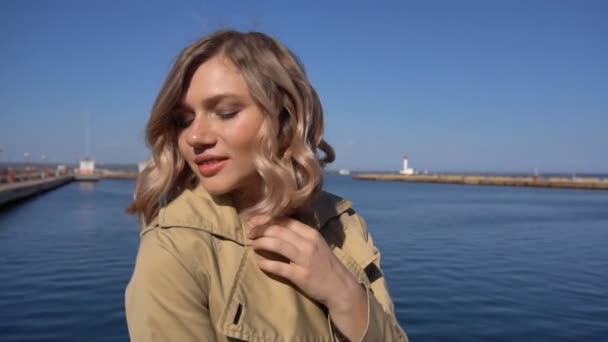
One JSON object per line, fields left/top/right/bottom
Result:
{"left": 177, "top": 56, "right": 265, "bottom": 197}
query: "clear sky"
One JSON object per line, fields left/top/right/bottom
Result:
{"left": 1, "top": 0, "right": 606, "bottom": 173}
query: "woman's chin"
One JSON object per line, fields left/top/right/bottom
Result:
{"left": 198, "top": 178, "right": 234, "bottom": 197}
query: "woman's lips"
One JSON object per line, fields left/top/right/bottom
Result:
{"left": 197, "top": 158, "right": 228, "bottom": 177}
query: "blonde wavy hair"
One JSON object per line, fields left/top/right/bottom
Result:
{"left": 127, "top": 30, "right": 335, "bottom": 225}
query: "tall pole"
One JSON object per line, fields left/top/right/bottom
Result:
{"left": 85, "top": 112, "right": 91, "bottom": 160}
{"left": 24, "top": 152, "right": 30, "bottom": 169}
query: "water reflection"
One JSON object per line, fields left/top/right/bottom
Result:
{"left": 78, "top": 182, "right": 97, "bottom": 193}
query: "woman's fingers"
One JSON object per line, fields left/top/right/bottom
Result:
{"left": 253, "top": 226, "right": 319, "bottom": 267}
{"left": 260, "top": 224, "right": 305, "bottom": 246}
{"left": 249, "top": 217, "right": 327, "bottom": 266}
{"left": 246, "top": 215, "right": 273, "bottom": 239}
{"left": 251, "top": 236, "right": 301, "bottom": 264}
{"left": 281, "top": 217, "right": 322, "bottom": 241}
{"left": 248, "top": 216, "right": 320, "bottom": 241}
{"left": 257, "top": 258, "right": 309, "bottom": 284}
{"left": 249, "top": 216, "right": 353, "bottom": 307}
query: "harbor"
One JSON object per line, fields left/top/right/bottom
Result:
{"left": 2, "top": 162, "right": 607, "bottom": 208}
{"left": 2, "top": 174, "right": 608, "bottom": 341}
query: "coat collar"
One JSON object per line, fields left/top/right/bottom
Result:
{"left": 158, "top": 185, "right": 353, "bottom": 244}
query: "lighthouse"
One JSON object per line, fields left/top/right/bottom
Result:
{"left": 400, "top": 155, "right": 415, "bottom": 175}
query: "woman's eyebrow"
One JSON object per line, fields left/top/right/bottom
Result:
{"left": 181, "top": 93, "right": 246, "bottom": 111}
{"left": 204, "top": 94, "right": 246, "bottom": 108}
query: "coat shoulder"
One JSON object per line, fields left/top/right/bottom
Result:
{"left": 312, "top": 190, "right": 354, "bottom": 227}
{"left": 138, "top": 214, "right": 217, "bottom": 279}
{"left": 155, "top": 187, "right": 244, "bottom": 244}
{"left": 315, "top": 191, "right": 368, "bottom": 236}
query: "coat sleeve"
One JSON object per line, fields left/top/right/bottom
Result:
{"left": 358, "top": 230, "right": 409, "bottom": 342}
{"left": 125, "top": 228, "right": 216, "bottom": 342}
{"left": 329, "top": 213, "right": 409, "bottom": 342}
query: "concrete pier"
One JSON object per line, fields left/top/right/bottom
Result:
{"left": 0, "top": 176, "right": 74, "bottom": 206}
{"left": 352, "top": 173, "right": 608, "bottom": 191}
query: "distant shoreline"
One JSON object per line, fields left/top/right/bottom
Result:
{"left": 352, "top": 173, "right": 608, "bottom": 191}
{"left": 2, "top": 162, "right": 607, "bottom": 173}
{"left": 326, "top": 169, "right": 608, "bottom": 179}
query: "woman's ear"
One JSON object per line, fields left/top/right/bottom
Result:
{"left": 277, "top": 107, "right": 294, "bottom": 155}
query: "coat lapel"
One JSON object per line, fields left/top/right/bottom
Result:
{"left": 217, "top": 247, "right": 333, "bottom": 341}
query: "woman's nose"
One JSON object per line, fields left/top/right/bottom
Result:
{"left": 185, "top": 115, "right": 217, "bottom": 147}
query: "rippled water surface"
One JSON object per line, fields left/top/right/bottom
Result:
{"left": 1, "top": 176, "right": 607, "bottom": 341}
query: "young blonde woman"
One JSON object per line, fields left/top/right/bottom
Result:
{"left": 126, "top": 30, "right": 408, "bottom": 342}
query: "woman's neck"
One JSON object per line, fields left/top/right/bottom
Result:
{"left": 230, "top": 176, "right": 263, "bottom": 213}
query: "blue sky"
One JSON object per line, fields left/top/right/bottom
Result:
{"left": 1, "top": 0, "right": 606, "bottom": 173}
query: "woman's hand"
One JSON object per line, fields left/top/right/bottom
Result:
{"left": 248, "top": 216, "right": 368, "bottom": 340}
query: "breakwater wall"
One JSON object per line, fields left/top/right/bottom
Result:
{"left": 0, "top": 176, "right": 74, "bottom": 206}
{"left": 352, "top": 173, "right": 608, "bottom": 191}
{"left": 100, "top": 171, "right": 138, "bottom": 180}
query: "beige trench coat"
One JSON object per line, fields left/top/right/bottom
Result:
{"left": 125, "top": 186, "right": 409, "bottom": 341}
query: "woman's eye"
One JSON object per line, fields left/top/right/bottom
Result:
{"left": 175, "top": 113, "right": 193, "bottom": 128}
{"left": 218, "top": 110, "right": 239, "bottom": 120}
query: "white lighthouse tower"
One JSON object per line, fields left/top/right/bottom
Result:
{"left": 400, "top": 155, "right": 415, "bottom": 175}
